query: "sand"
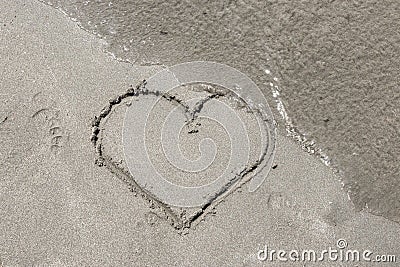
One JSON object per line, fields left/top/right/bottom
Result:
{"left": 0, "top": 0, "right": 399, "bottom": 266}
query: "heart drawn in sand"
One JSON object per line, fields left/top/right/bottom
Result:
{"left": 91, "top": 62, "right": 276, "bottom": 229}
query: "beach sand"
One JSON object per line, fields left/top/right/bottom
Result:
{"left": 0, "top": 0, "right": 399, "bottom": 266}
{"left": 38, "top": 0, "right": 400, "bottom": 224}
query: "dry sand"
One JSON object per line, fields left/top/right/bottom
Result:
{"left": 0, "top": 0, "right": 399, "bottom": 266}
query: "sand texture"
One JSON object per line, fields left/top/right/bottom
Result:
{"left": 0, "top": 1, "right": 399, "bottom": 266}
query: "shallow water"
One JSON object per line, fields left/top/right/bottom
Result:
{"left": 40, "top": 0, "right": 400, "bottom": 223}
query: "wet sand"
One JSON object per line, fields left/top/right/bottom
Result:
{"left": 0, "top": 0, "right": 399, "bottom": 266}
